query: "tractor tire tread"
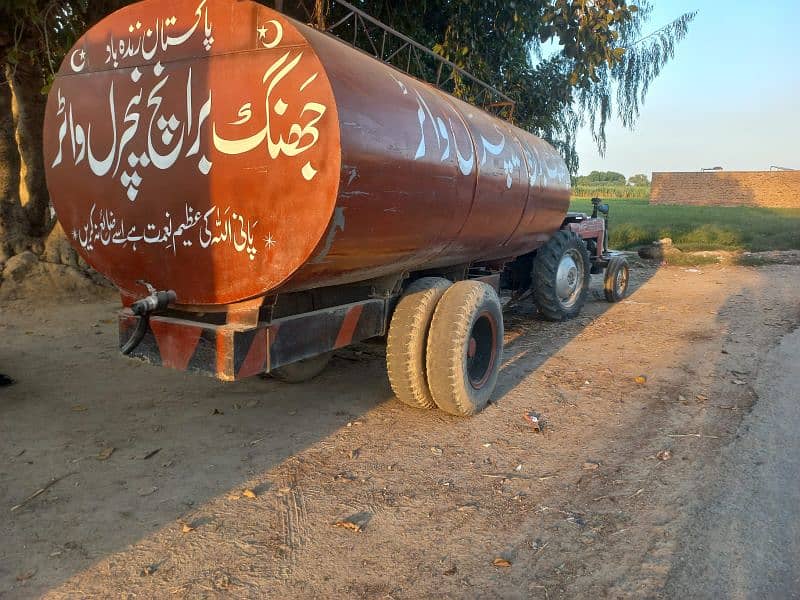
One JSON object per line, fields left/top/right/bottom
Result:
{"left": 532, "top": 230, "right": 591, "bottom": 321}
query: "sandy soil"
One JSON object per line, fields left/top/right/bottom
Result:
{"left": 1, "top": 262, "right": 798, "bottom": 598}
{"left": 664, "top": 326, "right": 800, "bottom": 598}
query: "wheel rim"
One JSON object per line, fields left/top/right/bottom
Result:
{"left": 467, "top": 312, "right": 497, "bottom": 390}
{"left": 556, "top": 249, "right": 585, "bottom": 308}
{"left": 615, "top": 265, "right": 629, "bottom": 296}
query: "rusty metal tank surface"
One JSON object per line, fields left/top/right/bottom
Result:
{"left": 44, "top": 0, "right": 571, "bottom": 306}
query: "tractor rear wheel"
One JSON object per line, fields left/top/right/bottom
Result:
{"left": 425, "top": 281, "right": 503, "bottom": 416}
{"left": 386, "top": 277, "right": 452, "bottom": 409}
{"left": 531, "top": 230, "right": 591, "bottom": 321}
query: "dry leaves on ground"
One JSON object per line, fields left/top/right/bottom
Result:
{"left": 97, "top": 447, "right": 115, "bottom": 461}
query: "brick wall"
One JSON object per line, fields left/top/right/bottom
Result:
{"left": 650, "top": 171, "right": 800, "bottom": 208}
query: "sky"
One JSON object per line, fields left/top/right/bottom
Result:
{"left": 574, "top": 0, "right": 800, "bottom": 177}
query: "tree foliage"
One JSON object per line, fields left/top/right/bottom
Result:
{"left": 628, "top": 173, "right": 650, "bottom": 186}
{"left": 0, "top": 0, "right": 135, "bottom": 259}
{"left": 575, "top": 171, "right": 627, "bottom": 185}
{"left": 0, "top": 1, "right": 130, "bottom": 83}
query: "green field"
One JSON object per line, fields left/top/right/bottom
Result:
{"left": 571, "top": 184, "right": 650, "bottom": 199}
{"left": 569, "top": 198, "right": 800, "bottom": 252}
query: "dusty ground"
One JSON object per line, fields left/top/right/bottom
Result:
{"left": 1, "top": 262, "right": 798, "bottom": 598}
{"left": 664, "top": 326, "right": 800, "bottom": 598}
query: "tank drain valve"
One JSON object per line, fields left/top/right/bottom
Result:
{"left": 130, "top": 280, "right": 177, "bottom": 316}
{"left": 123, "top": 281, "right": 177, "bottom": 355}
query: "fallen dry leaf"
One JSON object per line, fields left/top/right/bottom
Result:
{"left": 242, "top": 488, "right": 257, "bottom": 499}
{"left": 492, "top": 557, "right": 512, "bottom": 568}
{"left": 582, "top": 462, "right": 600, "bottom": 471}
{"left": 97, "top": 447, "right": 115, "bottom": 461}
{"left": 334, "top": 519, "right": 363, "bottom": 532}
{"left": 334, "top": 512, "right": 371, "bottom": 532}
{"left": 696, "top": 394, "right": 709, "bottom": 402}
{"left": 181, "top": 523, "right": 195, "bottom": 533}
{"left": 70, "top": 404, "right": 88, "bottom": 412}
{"left": 657, "top": 449, "right": 672, "bottom": 461}
{"left": 732, "top": 379, "right": 746, "bottom": 385}
{"left": 431, "top": 446, "right": 443, "bottom": 456}
{"left": 16, "top": 569, "right": 37, "bottom": 582}
{"left": 634, "top": 375, "right": 647, "bottom": 385}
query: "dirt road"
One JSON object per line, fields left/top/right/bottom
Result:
{"left": 1, "top": 263, "right": 798, "bottom": 598}
{"left": 665, "top": 326, "right": 800, "bottom": 599}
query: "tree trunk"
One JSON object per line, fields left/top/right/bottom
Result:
{"left": 43, "top": 220, "right": 80, "bottom": 268}
{"left": 0, "top": 69, "right": 32, "bottom": 261}
{"left": 312, "top": 0, "right": 326, "bottom": 29}
{"left": 9, "top": 56, "right": 52, "bottom": 239}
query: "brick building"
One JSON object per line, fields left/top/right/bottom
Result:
{"left": 650, "top": 171, "right": 800, "bottom": 208}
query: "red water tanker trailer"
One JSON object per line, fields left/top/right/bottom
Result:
{"left": 43, "top": 0, "right": 629, "bottom": 415}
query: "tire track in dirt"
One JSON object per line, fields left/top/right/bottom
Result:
{"left": 277, "top": 466, "right": 310, "bottom": 580}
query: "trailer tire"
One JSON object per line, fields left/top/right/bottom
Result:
{"left": 604, "top": 256, "right": 630, "bottom": 302}
{"left": 387, "top": 277, "right": 452, "bottom": 409}
{"left": 271, "top": 352, "right": 333, "bottom": 383}
{"left": 532, "top": 230, "right": 591, "bottom": 321}
{"left": 426, "top": 281, "right": 503, "bottom": 416}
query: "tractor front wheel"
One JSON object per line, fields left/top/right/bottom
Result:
{"left": 604, "top": 256, "right": 630, "bottom": 302}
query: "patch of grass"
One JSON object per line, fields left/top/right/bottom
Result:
{"left": 569, "top": 198, "right": 800, "bottom": 252}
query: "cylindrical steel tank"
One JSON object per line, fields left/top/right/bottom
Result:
{"left": 44, "top": 0, "right": 571, "bottom": 306}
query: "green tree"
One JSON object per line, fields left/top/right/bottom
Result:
{"left": 628, "top": 173, "right": 650, "bottom": 186}
{"left": 0, "top": 0, "right": 133, "bottom": 262}
{"left": 575, "top": 171, "right": 627, "bottom": 185}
